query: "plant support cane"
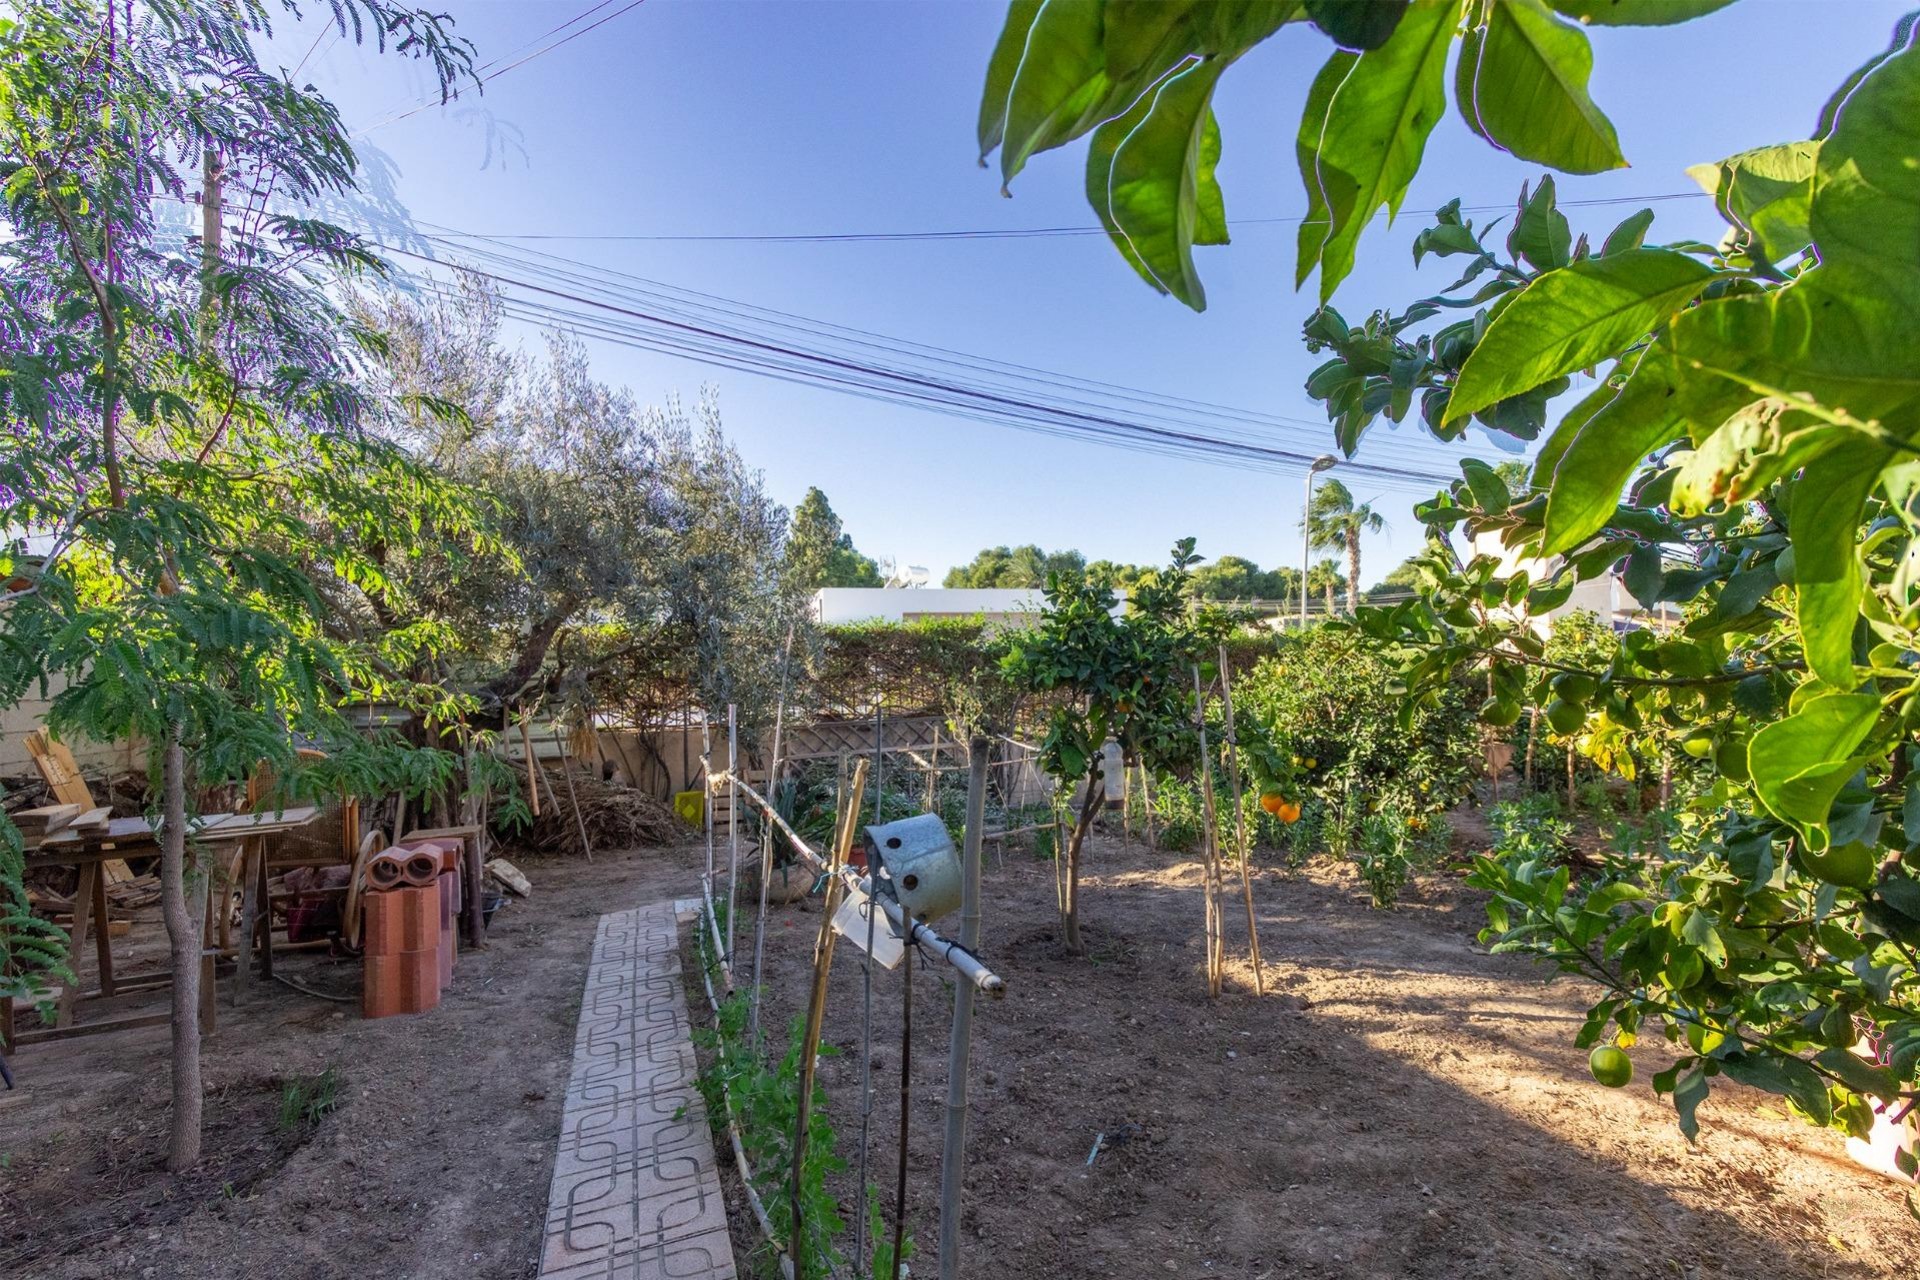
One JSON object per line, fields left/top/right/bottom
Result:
{"left": 1216, "top": 646, "right": 1265, "bottom": 996}
{"left": 1192, "top": 665, "right": 1224, "bottom": 998}
{"left": 791, "top": 757, "right": 869, "bottom": 1277}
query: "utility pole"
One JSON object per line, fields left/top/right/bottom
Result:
{"left": 1300, "top": 454, "right": 1337, "bottom": 629}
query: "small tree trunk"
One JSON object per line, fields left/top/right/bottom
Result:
{"left": 1566, "top": 743, "right": 1577, "bottom": 812}
{"left": 160, "top": 725, "right": 204, "bottom": 1171}
{"left": 1523, "top": 707, "right": 1540, "bottom": 786}
{"left": 1061, "top": 767, "right": 1103, "bottom": 956}
{"left": 1346, "top": 531, "right": 1361, "bottom": 613}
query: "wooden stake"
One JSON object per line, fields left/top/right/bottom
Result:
{"left": 1192, "top": 666, "right": 1224, "bottom": 998}
{"left": 791, "top": 757, "right": 869, "bottom": 1278}
{"left": 519, "top": 716, "right": 541, "bottom": 818}
{"left": 554, "top": 720, "right": 592, "bottom": 862}
{"left": 1216, "top": 645, "right": 1265, "bottom": 996}
{"left": 1141, "top": 763, "right": 1156, "bottom": 850}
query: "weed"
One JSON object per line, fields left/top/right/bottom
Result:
{"left": 275, "top": 1067, "right": 340, "bottom": 1132}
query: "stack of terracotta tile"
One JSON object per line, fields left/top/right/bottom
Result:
{"left": 362, "top": 841, "right": 462, "bottom": 1018}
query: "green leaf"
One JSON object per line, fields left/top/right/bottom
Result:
{"left": 988, "top": 0, "right": 1110, "bottom": 187}
{"left": 1540, "top": 347, "right": 1693, "bottom": 554}
{"left": 1679, "top": 908, "right": 1727, "bottom": 967}
{"left": 1719, "top": 1052, "right": 1832, "bottom": 1126}
{"left": 1507, "top": 175, "right": 1573, "bottom": 272}
{"left": 1086, "top": 56, "right": 1232, "bottom": 309}
{"left": 1446, "top": 249, "right": 1716, "bottom": 423}
{"left": 1304, "top": 0, "right": 1410, "bottom": 48}
{"left": 1457, "top": 0, "right": 1627, "bottom": 175}
{"left": 1302, "top": 0, "right": 1456, "bottom": 300}
{"left": 976, "top": 0, "right": 1045, "bottom": 159}
{"left": 1672, "top": 1066, "right": 1709, "bottom": 1143}
{"left": 1600, "top": 207, "right": 1654, "bottom": 256}
{"left": 1546, "top": 0, "right": 1735, "bottom": 22}
{"left": 1686, "top": 141, "right": 1818, "bottom": 267}
{"left": 1529, "top": 378, "right": 1613, "bottom": 490}
{"left": 1811, "top": 33, "right": 1920, "bottom": 285}
{"left": 1294, "top": 51, "right": 1359, "bottom": 288}
{"left": 1789, "top": 444, "right": 1888, "bottom": 688}
{"left": 1460, "top": 458, "right": 1512, "bottom": 513}
{"left": 1746, "top": 690, "right": 1879, "bottom": 835}
{"left": 1815, "top": 10, "right": 1919, "bottom": 140}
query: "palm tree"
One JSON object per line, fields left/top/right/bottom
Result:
{"left": 1307, "top": 559, "right": 1342, "bottom": 617}
{"left": 1304, "top": 478, "right": 1385, "bottom": 613}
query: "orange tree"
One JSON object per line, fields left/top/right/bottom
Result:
{"left": 1002, "top": 540, "right": 1220, "bottom": 953}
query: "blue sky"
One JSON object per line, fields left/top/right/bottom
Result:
{"left": 273, "top": 0, "right": 1910, "bottom": 585}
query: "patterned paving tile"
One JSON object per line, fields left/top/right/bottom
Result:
{"left": 541, "top": 904, "right": 736, "bottom": 1280}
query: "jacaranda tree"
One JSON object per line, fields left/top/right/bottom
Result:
{"left": 0, "top": 0, "right": 491, "bottom": 1168}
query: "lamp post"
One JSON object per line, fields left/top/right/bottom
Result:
{"left": 1300, "top": 454, "right": 1338, "bottom": 629}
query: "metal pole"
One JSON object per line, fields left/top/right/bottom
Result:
{"left": 1301, "top": 468, "right": 1315, "bottom": 630}
{"left": 701, "top": 719, "right": 716, "bottom": 943}
{"left": 726, "top": 704, "right": 740, "bottom": 962}
{"left": 751, "top": 624, "right": 796, "bottom": 1044}
{"left": 938, "top": 736, "right": 990, "bottom": 1280}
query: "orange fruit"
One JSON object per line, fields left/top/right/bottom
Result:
{"left": 1259, "top": 792, "right": 1286, "bottom": 816}
{"left": 1275, "top": 800, "right": 1302, "bottom": 825}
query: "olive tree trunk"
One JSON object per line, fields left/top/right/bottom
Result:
{"left": 159, "top": 724, "right": 205, "bottom": 1170}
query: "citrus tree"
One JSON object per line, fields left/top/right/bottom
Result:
{"left": 968, "top": 0, "right": 1920, "bottom": 1152}
{"left": 1002, "top": 540, "right": 1217, "bottom": 953}
{"left": 0, "top": 0, "right": 490, "bottom": 1168}
{"left": 975, "top": 0, "right": 1733, "bottom": 311}
{"left": 1307, "top": 28, "right": 1920, "bottom": 1152}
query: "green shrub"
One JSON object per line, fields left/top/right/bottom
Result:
{"left": 1235, "top": 626, "right": 1481, "bottom": 822}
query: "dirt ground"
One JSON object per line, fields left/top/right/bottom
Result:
{"left": 5, "top": 821, "right": 1916, "bottom": 1280}
{"left": 0, "top": 840, "right": 704, "bottom": 1280}
{"left": 718, "top": 829, "right": 1919, "bottom": 1280}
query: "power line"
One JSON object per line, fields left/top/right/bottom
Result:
{"left": 385, "top": 245, "right": 1460, "bottom": 489}
{"left": 403, "top": 221, "right": 1465, "bottom": 472}
{"left": 352, "top": 0, "right": 648, "bottom": 136}
{"left": 418, "top": 190, "right": 1708, "bottom": 244}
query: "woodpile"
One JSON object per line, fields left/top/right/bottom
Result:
{"left": 520, "top": 765, "right": 686, "bottom": 855}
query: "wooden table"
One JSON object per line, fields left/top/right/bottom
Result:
{"left": 4, "top": 808, "right": 318, "bottom": 1051}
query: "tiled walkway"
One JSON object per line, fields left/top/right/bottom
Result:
{"left": 539, "top": 903, "right": 737, "bottom": 1280}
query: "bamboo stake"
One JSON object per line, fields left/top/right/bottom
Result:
{"left": 1141, "top": 764, "right": 1157, "bottom": 850}
{"left": 791, "top": 757, "right": 869, "bottom": 1278}
{"left": 519, "top": 716, "right": 541, "bottom": 817}
{"left": 1216, "top": 646, "right": 1265, "bottom": 996}
{"left": 938, "top": 736, "right": 990, "bottom": 1280}
{"left": 554, "top": 719, "right": 593, "bottom": 862}
{"left": 702, "top": 720, "right": 717, "bottom": 928}
{"left": 1192, "top": 666, "right": 1223, "bottom": 998}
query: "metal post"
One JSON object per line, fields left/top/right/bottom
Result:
{"left": 1302, "top": 454, "right": 1336, "bottom": 629}
{"left": 751, "top": 625, "right": 795, "bottom": 1044}
{"left": 939, "top": 736, "right": 990, "bottom": 1280}
{"left": 726, "top": 704, "right": 739, "bottom": 962}
{"left": 701, "top": 718, "right": 717, "bottom": 946}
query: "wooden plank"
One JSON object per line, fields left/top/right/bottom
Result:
{"left": 13, "top": 804, "right": 80, "bottom": 833}
{"left": 69, "top": 806, "right": 111, "bottom": 830}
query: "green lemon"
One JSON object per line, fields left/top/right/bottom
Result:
{"left": 1681, "top": 732, "right": 1714, "bottom": 760}
{"left": 1714, "top": 740, "right": 1749, "bottom": 782}
{"left": 1550, "top": 672, "right": 1596, "bottom": 703}
{"left": 1588, "top": 1045, "right": 1634, "bottom": 1089}
{"left": 1545, "top": 698, "right": 1585, "bottom": 736}
{"left": 1481, "top": 696, "right": 1522, "bottom": 727}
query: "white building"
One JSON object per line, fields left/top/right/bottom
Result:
{"left": 813, "top": 587, "right": 1049, "bottom": 628}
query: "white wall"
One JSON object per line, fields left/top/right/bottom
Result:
{"left": 0, "top": 673, "right": 140, "bottom": 778}
{"left": 814, "top": 587, "right": 1048, "bottom": 626}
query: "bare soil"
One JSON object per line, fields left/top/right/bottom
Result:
{"left": 0, "top": 840, "right": 704, "bottom": 1280}
{"left": 714, "top": 829, "right": 1919, "bottom": 1280}
{"left": 5, "top": 823, "right": 1915, "bottom": 1280}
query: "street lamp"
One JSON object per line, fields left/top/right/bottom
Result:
{"left": 1300, "top": 454, "right": 1338, "bottom": 629}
